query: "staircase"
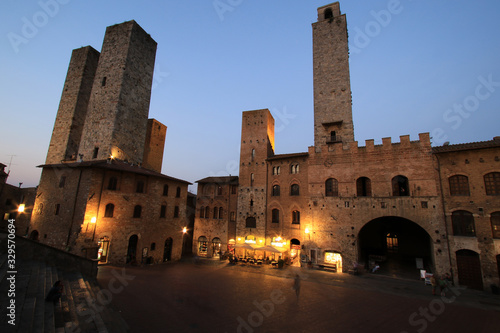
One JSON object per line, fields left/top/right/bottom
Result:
{"left": 0, "top": 253, "right": 128, "bottom": 332}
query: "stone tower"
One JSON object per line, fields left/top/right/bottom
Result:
{"left": 45, "top": 46, "right": 100, "bottom": 164}
{"left": 78, "top": 20, "right": 157, "bottom": 164}
{"left": 236, "top": 109, "right": 275, "bottom": 241}
{"left": 312, "top": 2, "right": 354, "bottom": 147}
{"left": 142, "top": 118, "right": 167, "bottom": 173}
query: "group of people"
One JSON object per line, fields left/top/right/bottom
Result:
{"left": 430, "top": 273, "right": 452, "bottom": 296}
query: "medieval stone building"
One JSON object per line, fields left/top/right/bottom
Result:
{"left": 193, "top": 2, "right": 500, "bottom": 291}
{"left": 28, "top": 21, "right": 191, "bottom": 265}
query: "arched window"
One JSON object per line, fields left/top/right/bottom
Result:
{"left": 272, "top": 209, "right": 280, "bottom": 223}
{"left": 449, "top": 175, "right": 470, "bottom": 196}
{"left": 133, "top": 205, "right": 142, "bottom": 218}
{"left": 205, "top": 206, "right": 210, "bottom": 218}
{"left": 324, "top": 8, "right": 333, "bottom": 20}
{"left": 325, "top": 178, "right": 338, "bottom": 197}
{"left": 108, "top": 177, "right": 117, "bottom": 190}
{"left": 484, "top": 172, "right": 500, "bottom": 195}
{"left": 272, "top": 185, "right": 280, "bottom": 196}
{"left": 250, "top": 173, "right": 254, "bottom": 186}
{"left": 104, "top": 203, "right": 114, "bottom": 218}
{"left": 251, "top": 149, "right": 255, "bottom": 161}
{"left": 176, "top": 186, "right": 181, "bottom": 198}
{"left": 452, "top": 210, "right": 475, "bottom": 237}
{"left": 392, "top": 175, "right": 409, "bottom": 196}
{"left": 163, "top": 184, "right": 169, "bottom": 196}
{"left": 174, "top": 206, "right": 179, "bottom": 218}
{"left": 356, "top": 177, "right": 372, "bottom": 197}
{"left": 290, "top": 184, "right": 300, "bottom": 196}
{"left": 491, "top": 212, "right": 500, "bottom": 239}
{"left": 213, "top": 207, "right": 218, "bottom": 219}
{"left": 217, "top": 186, "right": 223, "bottom": 196}
{"left": 160, "top": 205, "right": 166, "bottom": 218}
{"left": 219, "top": 207, "right": 223, "bottom": 219}
{"left": 246, "top": 217, "right": 256, "bottom": 228}
{"left": 290, "top": 164, "right": 299, "bottom": 174}
{"left": 292, "top": 210, "right": 300, "bottom": 224}
{"left": 199, "top": 206, "right": 205, "bottom": 218}
{"left": 272, "top": 166, "right": 280, "bottom": 175}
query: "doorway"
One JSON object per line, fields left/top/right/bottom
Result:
{"left": 126, "top": 235, "right": 138, "bottom": 264}
{"left": 456, "top": 249, "right": 483, "bottom": 290}
{"left": 163, "top": 237, "right": 173, "bottom": 262}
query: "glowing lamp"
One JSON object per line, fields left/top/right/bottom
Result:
{"left": 305, "top": 228, "right": 310, "bottom": 234}
{"left": 91, "top": 217, "right": 97, "bottom": 224}
{"left": 18, "top": 204, "right": 25, "bottom": 213}
{"left": 182, "top": 227, "right": 187, "bottom": 233}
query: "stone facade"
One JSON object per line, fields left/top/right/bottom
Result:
{"left": 29, "top": 21, "right": 191, "bottom": 266}
{"left": 0, "top": 163, "right": 37, "bottom": 237}
{"left": 194, "top": 2, "right": 500, "bottom": 291}
{"left": 434, "top": 139, "right": 500, "bottom": 290}
{"left": 193, "top": 176, "right": 238, "bottom": 257}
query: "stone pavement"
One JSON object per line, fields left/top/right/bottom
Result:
{"left": 97, "top": 259, "right": 500, "bottom": 333}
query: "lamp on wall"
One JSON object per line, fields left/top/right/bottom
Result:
{"left": 17, "top": 204, "right": 25, "bottom": 213}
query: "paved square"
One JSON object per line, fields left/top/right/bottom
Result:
{"left": 97, "top": 262, "right": 500, "bottom": 333}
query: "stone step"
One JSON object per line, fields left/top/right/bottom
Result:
{"left": 44, "top": 266, "right": 56, "bottom": 333}
{"left": 33, "top": 262, "right": 47, "bottom": 333}
{"left": 87, "top": 281, "right": 129, "bottom": 333}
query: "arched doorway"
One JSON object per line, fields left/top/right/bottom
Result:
{"left": 212, "top": 237, "right": 221, "bottom": 258}
{"left": 358, "top": 217, "right": 432, "bottom": 278}
{"left": 163, "top": 237, "right": 173, "bottom": 262}
{"left": 198, "top": 236, "right": 208, "bottom": 256}
{"left": 29, "top": 230, "right": 39, "bottom": 241}
{"left": 126, "top": 235, "right": 138, "bottom": 264}
{"left": 456, "top": 249, "right": 483, "bottom": 290}
{"left": 290, "top": 239, "right": 301, "bottom": 265}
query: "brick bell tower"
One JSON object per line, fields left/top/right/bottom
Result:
{"left": 236, "top": 109, "right": 275, "bottom": 243}
{"left": 313, "top": 2, "right": 354, "bottom": 147}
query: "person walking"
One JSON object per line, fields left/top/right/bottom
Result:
{"left": 430, "top": 274, "right": 437, "bottom": 296}
{"left": 292, "top": 274, "right": 301, "bottom": 300}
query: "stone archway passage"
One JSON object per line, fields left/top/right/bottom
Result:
{"left": 358, "top": 216, "right": 432, "bottom": 278}
{"left": 456, "top": 249, "right": 483, "bottom": 290}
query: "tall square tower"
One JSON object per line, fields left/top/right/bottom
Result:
{"left": 78, "top": 20, "right": 157, "bottom": 164}
{"left": 313, "top": 2, "right": 354, "bottom": 147}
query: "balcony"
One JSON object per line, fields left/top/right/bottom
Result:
{"left": 326, "top": 135, "right": 342, "bottom": 144}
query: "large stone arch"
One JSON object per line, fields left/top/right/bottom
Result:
{"left": 358, "top": 216, "right": 433, "bottom": 278}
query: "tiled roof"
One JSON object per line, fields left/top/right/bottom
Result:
{"left": 196, "top": 176, "right": 239, "bottom": 184}
{"left": 38, "top": 159, "right": 192, "bottom": 184}
{"left": 266, "top": 152, "right": 309, "bottom": 161}
{"left": 432, "top": 138, "right": 500, "bottom": 153}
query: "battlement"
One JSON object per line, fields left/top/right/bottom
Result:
{"left": 309, "top": 133, "right": 431, "bottom": 155}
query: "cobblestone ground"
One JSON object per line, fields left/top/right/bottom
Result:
{"left": 97, "top": 261, "right": 500, "bottom": 333}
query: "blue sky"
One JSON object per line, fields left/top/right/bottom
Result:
{"left": 1, "top": 0, "right": 500, "bottom": 192}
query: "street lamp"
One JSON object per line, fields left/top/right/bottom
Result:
{"left": 91, "top": 216, "right": 97, "bottom": 241}
{"left": 17, "top": 204, "right": 25, "bottom": 213}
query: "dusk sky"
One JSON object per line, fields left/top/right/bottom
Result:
{"left": 1, "top": 0, "right": 500, "bottom": 192}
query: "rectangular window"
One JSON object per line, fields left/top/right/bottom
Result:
{"left": 160, "top": 205, "right": 166, "bottom": 218}
{"left": 59, "top": 176, "right": 66, "bottom": 188}
{"left": 174, "top": 206, "right": 179, "bottom": 218}
{"left": 230, "top": 212, "right": 236, "bottom": 222}
{"left": 93, "top": 147, "right": 99, "bottom": 159}
{"left": 55, "top": 204, "right": 60, "bottom": 215}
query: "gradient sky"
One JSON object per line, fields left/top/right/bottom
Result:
{"left": 1, "top": 0, "right": 500, "bottom": 193}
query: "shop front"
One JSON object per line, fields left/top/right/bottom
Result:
{"left": 212, "top": 237, "right": 222, "bottom": 258}
{"left": 323, "top": 250, "right": 343, "bottom": 272}
{"left": 198, "top": 236, "right": 208, "bottom": 256}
